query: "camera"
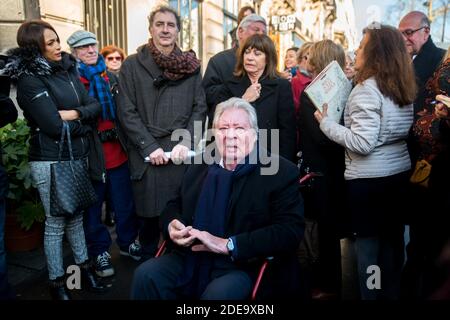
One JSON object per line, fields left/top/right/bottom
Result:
{"left": 98, "top": 128, "right": 118, "bottom": 143}
{"left": 110, "top": 83, "right": 119, "bottom": 97}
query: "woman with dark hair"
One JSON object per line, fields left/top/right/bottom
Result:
{"left": 216, "top": 34, "right": 296, "bottom": 162}
{"left": 2, "top": 20, "right": 104, "bottom": 299}
{"left": 315, "top": 24, "right": 417, "bottom": 300}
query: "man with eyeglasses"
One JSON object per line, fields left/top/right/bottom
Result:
{"left": 67, "top": 30, "right": 142, "bottom": 278}
{"left": 398, "top": 11, "right": 446, "bottom": 300}
{"left": 398, "top": 11, "right": 445, "bottom": 114}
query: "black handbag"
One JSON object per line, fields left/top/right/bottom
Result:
{"left": 49, "top": 122, "right": 97, "bottom": 217}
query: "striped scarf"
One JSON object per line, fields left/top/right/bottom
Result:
{"left": 78, "top": 55, "right": 116, "bottom": 120}
{"left": 148, "top": 38, "right": 200, "bottom": 81}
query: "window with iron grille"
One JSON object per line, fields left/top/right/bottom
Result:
{"left": 84, "top": 0, "right": 127, "bottom": 53}
{"left": 169, "top": 0, "right": 202, "bottom": 58}
{"left": 223, "top": 0, "right": 239, "bottom": 49}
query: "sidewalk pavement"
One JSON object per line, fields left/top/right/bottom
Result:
{"left": 7, "top": 241, "right": 74, "bottom": 286}
{"left": 7, "top": 226, "right": 372, "bottom": 300}
{"left": 7, "top": 225, "right": 142, "bottom": 300}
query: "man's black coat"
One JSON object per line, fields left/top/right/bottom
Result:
{"left": 161, "top": 154, "right": 305, "bottom": 297}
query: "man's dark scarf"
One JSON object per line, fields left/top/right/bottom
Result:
{"left": 179, "top": 147, "right": 259, "bottom": 297}
{"left": 148, "top": 38, "right": 200, "bottom": 85}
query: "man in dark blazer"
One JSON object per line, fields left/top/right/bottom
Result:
{"left": 130, "top": 97, "right": 304, "bottom": 300}
{"left": 202, "top": 14, "right": 267, "bottom": 125}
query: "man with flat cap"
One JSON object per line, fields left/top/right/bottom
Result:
{"left": 67, "top": 30, "right": 141, "bottom": 278}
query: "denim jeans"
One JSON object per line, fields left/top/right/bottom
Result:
{"left": 84, "top": 163, "right": 139, "bottom": 257}
{"left": 355, "top": 234, "right": 404, "bottom": 300}
{"left": 30, "top": 161, "right": 89, "bottom": 280}
{"left": 347, "top": 173, "right": 407, "bottom": 300}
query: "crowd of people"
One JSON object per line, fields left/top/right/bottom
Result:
{"left": 0, "top": 5, "right": 449, "bottom": 301}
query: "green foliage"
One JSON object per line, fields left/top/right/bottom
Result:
{"left": 0, "top": 119, "right": 45, "bottom": 230}
{"left": 16, "top": 201, "right": 45, "bottom": 230}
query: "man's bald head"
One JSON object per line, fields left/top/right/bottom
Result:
{"left": 398, "top": 11, "right": 431, "bottom": 56}
{"left": 401, "top": 11, "right": 430, "bottom": 27}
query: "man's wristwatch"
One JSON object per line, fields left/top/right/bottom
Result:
{"left": 226, "top": 238, "right": 235, "bottom": 255}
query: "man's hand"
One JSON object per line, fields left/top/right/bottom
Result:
{"left": 58, "top": 110, "right": 80, "bottom": 121}
{"left": 168, "top": 219, "right": 195, "bottom": 247}
{"left": 149, "top": 148, "right": 169, "bottom": 166}
{"left": 171, "top": 144, "right": 189, "bottom": 164}
{"left": 189, "top": 229, "right": 229, "bottom": 255}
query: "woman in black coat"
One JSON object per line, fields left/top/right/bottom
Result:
{"left": 216, "top": 34, "right": 297, "bottom": 163}
{"left": 297, "top": 40, "right": 347, "bottom": 299}
{"left": 3, "top": 20, "right": 103, "bottom": 299}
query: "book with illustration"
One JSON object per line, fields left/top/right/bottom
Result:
{"left": 304, "top": 60, "right": 352, "bottom": 123}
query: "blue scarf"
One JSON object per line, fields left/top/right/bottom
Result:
{"left": 179, "top": 148, "right": 258, "bottom": 298}
{"left": 78, "top": 55, "right": 116, "bottom": 120}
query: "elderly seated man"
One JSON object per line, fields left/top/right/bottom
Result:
{"left": 131, "top": 97, "right": 305, "bottom": 300}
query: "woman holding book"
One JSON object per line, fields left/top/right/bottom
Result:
{"left": 314, "top": 24, "right": 416, "bottom": 300}
{"left": 215, "top": 34, "right": 296, "bottom": 162}
{"left": 296, "top": 39, "right": 347, "bottom": 300}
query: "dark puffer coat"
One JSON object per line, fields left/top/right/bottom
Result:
{"left": 3, "top": 47, "right": 100, "bottom": 161}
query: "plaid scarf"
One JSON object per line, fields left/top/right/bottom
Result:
{"left": 148, "top": 38, "right": 200, "bottom": 81}
{"left": 78, "top": 55, "right": 116, "bottom": 120}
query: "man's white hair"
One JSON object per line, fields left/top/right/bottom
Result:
{"left": 212, "top": 97, "right": 259, "bottom": 132}
{"left": 238, "top": 13, "right": 266, "bottom": 32}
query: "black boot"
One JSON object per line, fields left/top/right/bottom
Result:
{"left": 48, "top": 276, "right": 71, "bottom": 300}
{"left": 79, "top": 261, "right": 107, "bottom": 293}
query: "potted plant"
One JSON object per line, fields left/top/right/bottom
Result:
{"left": 0, "top": 118, "right": 45, "bottom": 251}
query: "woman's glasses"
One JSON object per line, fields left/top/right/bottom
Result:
{"left": 107, "top": 56, "right": 122, "bottom": 61}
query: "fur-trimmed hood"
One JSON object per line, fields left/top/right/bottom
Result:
{"left": 0, "top": 47, "right": 76, "bottom": 80}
